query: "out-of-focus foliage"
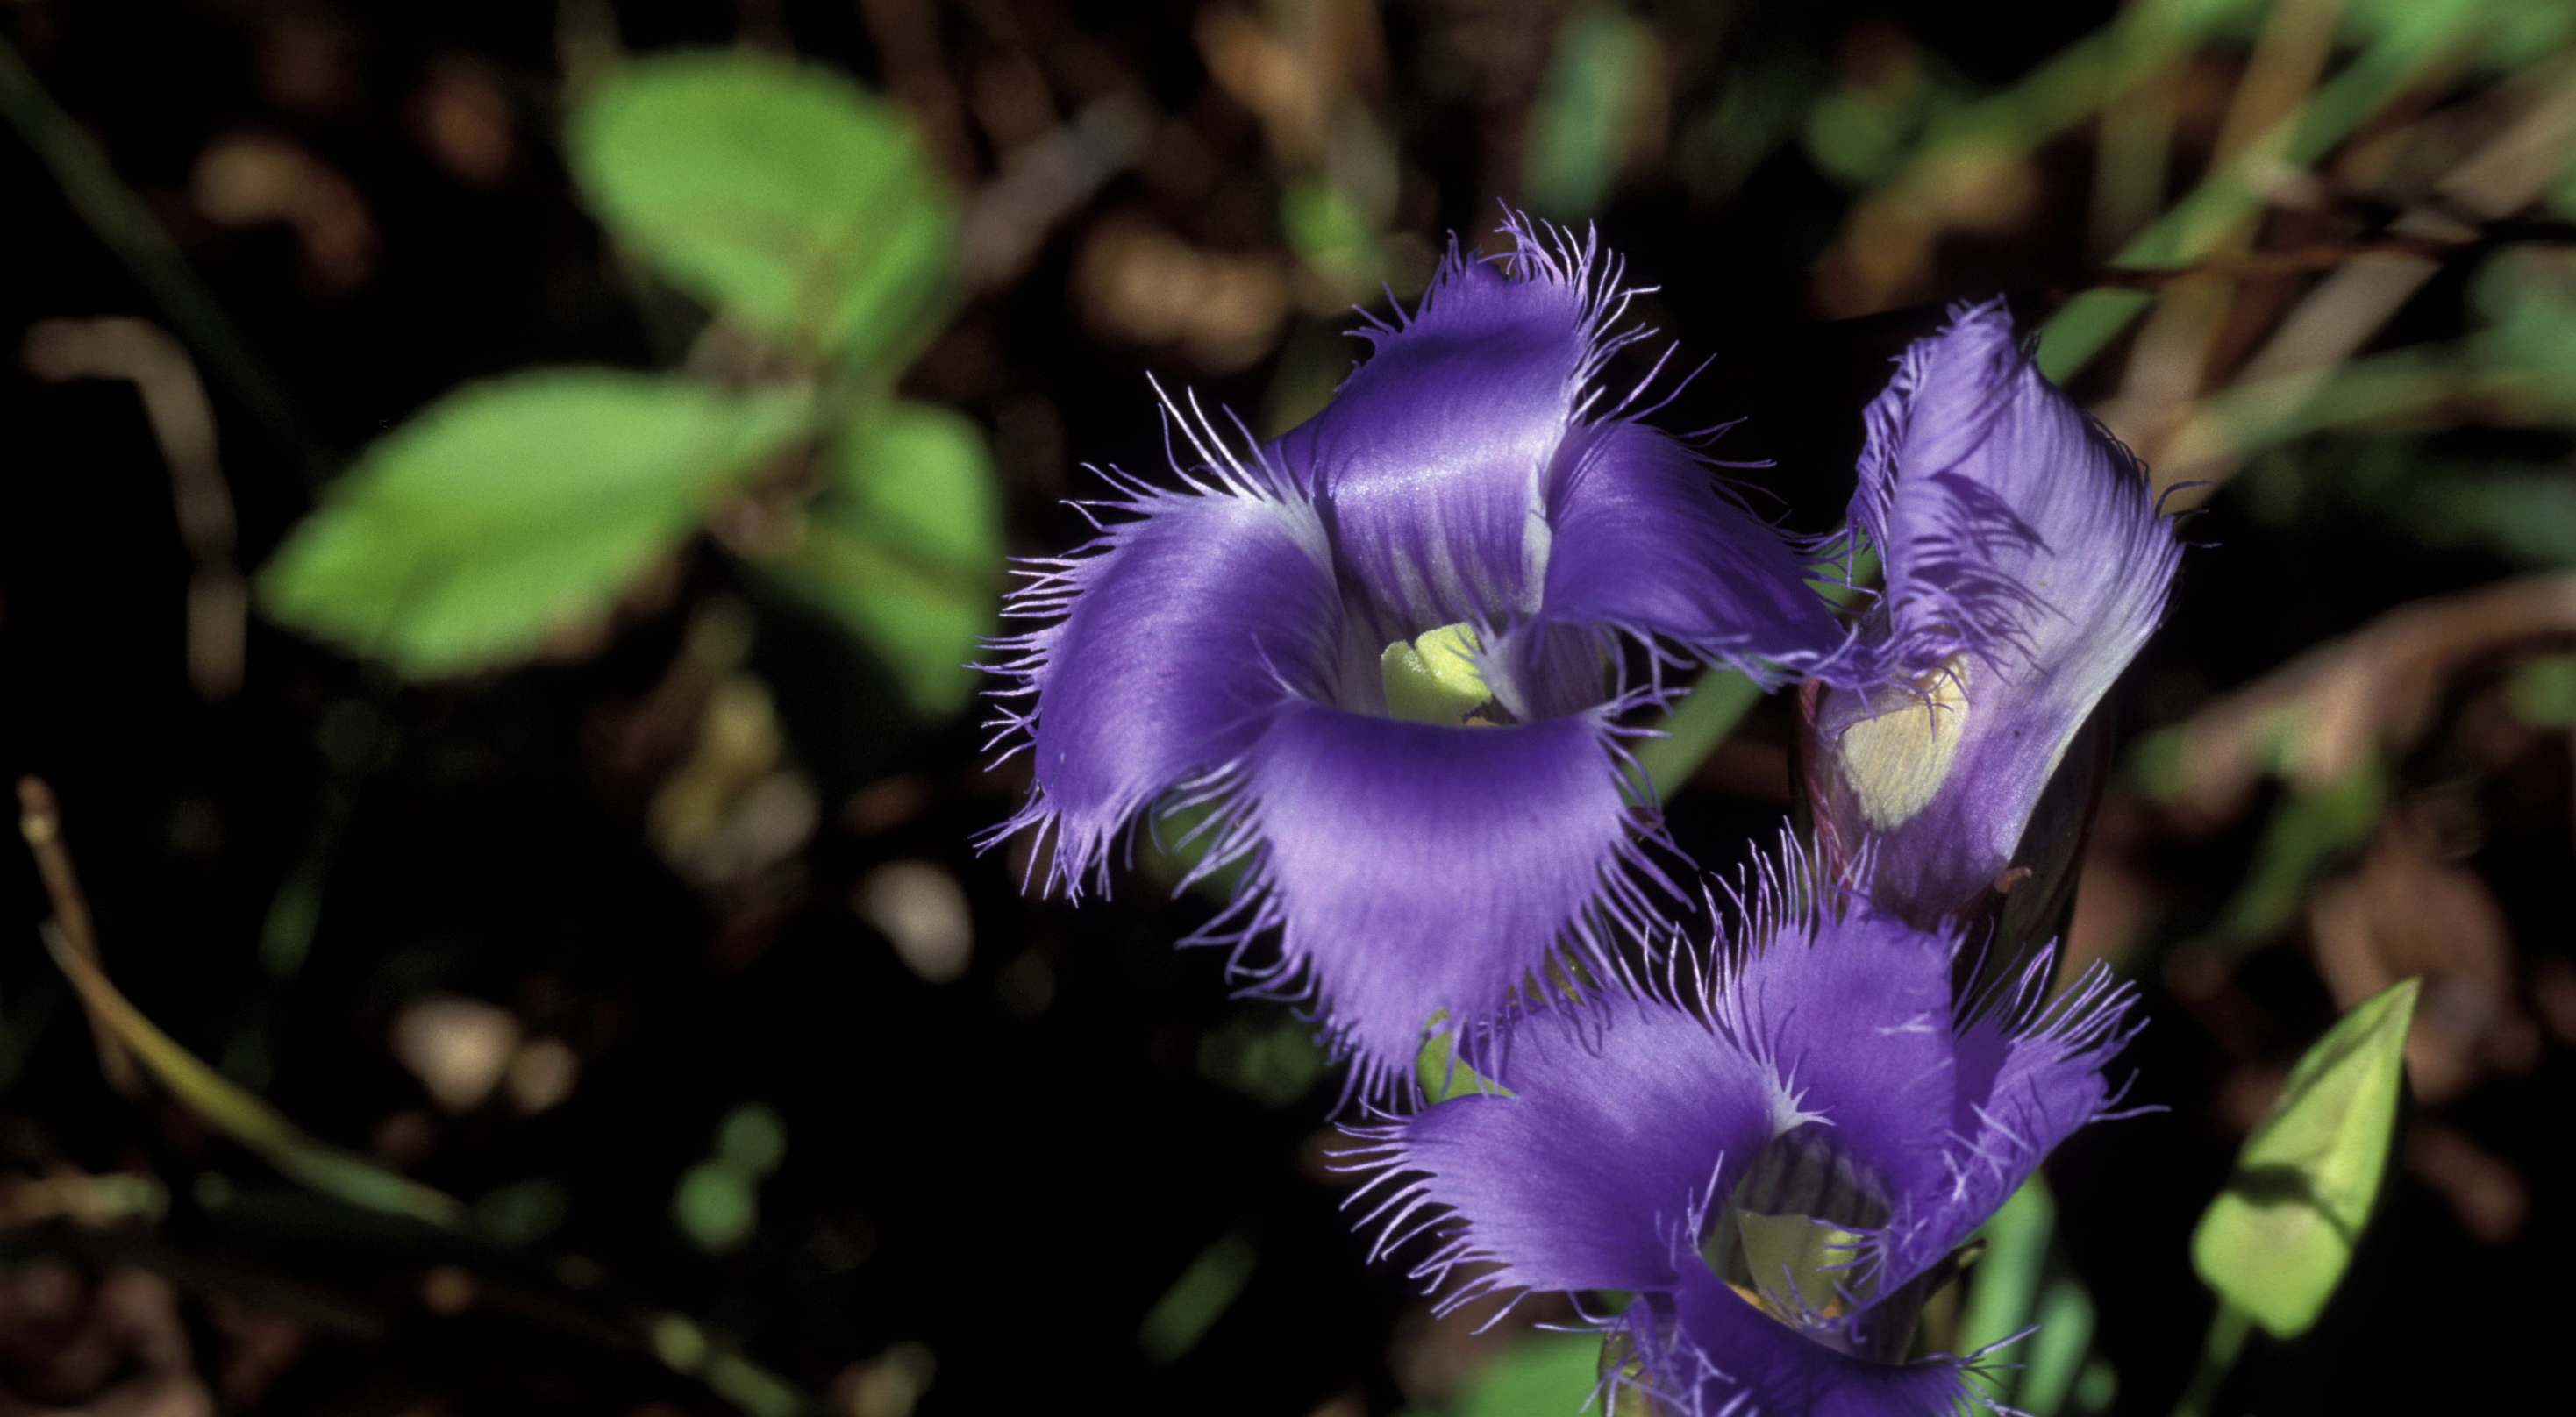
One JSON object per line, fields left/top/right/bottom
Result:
{"left": 257, "top": 51, "right": 1003, "bottom": 716}
{"left": 260, "top": 372, "right": 809, "bottom": 675}
{"left": 759, "top": 402, "right": 1002, "bottom": 715}
{"left": 2193, "top": 979, "right": 2418, "bottom": 1337}
{"left": 568, "top": 53, "right": 956, "bottom": 366}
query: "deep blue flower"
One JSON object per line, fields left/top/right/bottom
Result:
{"left": 1803, "top": 300, "right": 2182, "bottom": 929}
{"left": 1345, "top": 850, "right": 2137, "bottom": 1416}
{"left": 985, "top": 219, "right": 1849, "bottom": 1095}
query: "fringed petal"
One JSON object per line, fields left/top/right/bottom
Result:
{"left": 1882, "top": 957, "right": 2139, "bottom": 1281}
{"left": 986, "top": 484, "right": 1339, "bottom": 896}
{"left": 1821, "top": 298, "right": 2183, "bottom": 918}
{"left": 1344, "top": 998, "right": 1775, "bottom": 1300}
{"left": 1626, "top": 1267, "right": 1977, "bottom": 1417}
{"left": 1711, "top": 906, "right": 1962, "bottom": 1213}
{"left": 1496, "top": 421, "right": 1852, "bottom": 718}
{"left": 1273, "top": 221, "right": 1635, "bottom": 637}
{"left": 1223, "top": 699, "right": 1671, "bottom": 1093}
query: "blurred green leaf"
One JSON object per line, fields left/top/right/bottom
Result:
{"left": 1281, "top": 176, "right": 1382, "bottom": 295}
{"left": 1959, "top": 1175, "right": 2052, "bottom": 1405}
{"left": 262, "top": 370, "right": 809, "bottom": 677}
{"left": 2218, "top": 761, "right": 2386, "bottom": 943}
{"left": 1452, "top": 1331, "right": 1602, "bottom": 1417}
{"left": 1523, "top": 5, "right": 1659, "bottom": 217}
{"left": 2192, "top": 977, "right": 2418, "bottom": 1338}
{"left": 569, "top": 51, "right": 956, "bottom": 365}
{"left": 1197, "top": 1011, "right": 1325, "bottom": 1108}
{"left": 2020, "top": 1278, "right": 2096, "bottom": 1416}
{"left": 758, "top": 400, "right": 1003, "bottom": 716}
{"left": 475, "top": 1176, "right": 568, "bottom": 1245}
{"left": 2508, "top": 652, "right": 2576, "bottom": 726}
{"left": 1138, "top": 1231, "right": 1257, "bottom": 1364}
{"left": 717, "top": 1102, "right": 788, "bottom": 1177}
{"left": 675, "top": 1159, "right": 759, "bottom": 1252}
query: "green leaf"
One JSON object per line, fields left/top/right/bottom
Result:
{"left": 261, "top": 370, "right": 810, "bottom": 677}
{"left": 758, "top": 401, "right": 1003, "bottom": 716}
{"left": 1958, "top": 1175, "right": 2053, "bottom": 1402}
{"left": 1451, "top": 1331, "right": 1603, "bottom": 1417}
{"left": 568, "top": 51, "right": 956, "bottom": 365}
{"left": 2192, "top": 977, "right": 2418, "bottom": 1338}
{"left": 1523, "top": 5, "right": 1658, "bottom": 217}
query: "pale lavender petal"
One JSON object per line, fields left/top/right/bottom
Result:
{"left": 1820, "top": 298, "right": 2182, "bottom": 919}
{"left": 1347, "top": 999, "right": 1773, "bottom": 1300}
{"left": 987, "top": 486, "right": 1338, "bottom": 894}
{"left": 1228, "top": 699, "right": 1667, "bottom": 1091}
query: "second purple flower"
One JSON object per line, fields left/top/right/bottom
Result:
{"left": 988, "top": 220, "right": 1846, "bottom": 1093}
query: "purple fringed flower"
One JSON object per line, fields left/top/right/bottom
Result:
{"left": 985, "top": 220, "right": 1849, "bottom": 1095}
{"left": 1804, "top": 299, "right": 2182, "bottom": 930}
{"left": 1345, "top": 851, "right": 2138, "bottom": 1417}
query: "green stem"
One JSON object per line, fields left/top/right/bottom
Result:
{"left": 0, "top": 33, "right": 331, "bottom": 483}
{"left": 2169, "top": 1301, "right": 2254, "bottom": 1417}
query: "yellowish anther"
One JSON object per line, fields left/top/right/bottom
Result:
{"left": 1836, "top": 655, "right": 1971, "bottom": 829}
{"left": 1381, "top": 622, "right": 1494, "bottom": 725}
{"left": 1731, "top": 1212, "right": 1867, "bottom": 1322}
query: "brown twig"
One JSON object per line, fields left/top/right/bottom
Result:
{"left": 16, "top": 776, "right": 144, "bottom": 1096}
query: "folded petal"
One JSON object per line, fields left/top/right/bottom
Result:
{"left": 1629, "top": 1267, "right": 1973, "bottom": 1417}
{"left": 991, "top": 487, "right": 1339, "bottom": 893}
{"left": 1272, "top": 226, "right": 1611, "bottom": 636}
{"left": 1499, "top": 421, "right": 1851, "bottom": 716}
{"left": 1822, "top": 299, "right": 2182, "bottom": 917}
{"left": 1350, "top": 1000, "right": 1774, "bottom": 1299}
{"left": 1231, "top": 699, "right": 1662, "bottom": 1090}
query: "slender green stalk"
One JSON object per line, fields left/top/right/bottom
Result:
{"left": 2168, "top": 1301, "right": 2254, "bottom": 1417}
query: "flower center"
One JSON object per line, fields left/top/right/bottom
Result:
{"left": 1381, "top": 622, "right": 1504, "bottom": 726}
{"left": 1835, "top": 654, "right": 1971, "bottom": 829}
{"left": 1700, "top": 1121, "right": 1932, "bottom": 1364}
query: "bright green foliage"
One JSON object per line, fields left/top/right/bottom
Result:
{"left": 1450, "top": 1331, "right": 1601, "bottom": 1417}
{"left": 1959, "top": 1175, "right": 2053, "bottom": 1396}
{"left": 1523, "top": 5, "right": 1658, "bottom": 216}
{"left": 568, "top": 51, "right": 956, "bottom": 364}
{"left": 2192, "top": 978, "right": 2418, "bottom": 1338}
{"left": 759, "top": 401, "right": 1003, "bottom": 715}
{"left": 1416, "top": 1015, "right": 1511, "bottom": 1102}
{"left": 262, "top": 371, "right": 810, "bottom": 676}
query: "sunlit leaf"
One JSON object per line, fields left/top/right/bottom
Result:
{"left": 568, "top": 51, "right": 956, "bottom": 365}
{"left": 2192, "top": 977, "right": 2418, "bottom": 1338}
{"left": 262, "top": 370, "right": 810, "bottom": 677}
{"left": 756, "top": 401, "right": 1003, "bottom": 716}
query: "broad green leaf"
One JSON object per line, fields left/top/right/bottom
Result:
{"left": 568, "top": 52, "right": 956, "bottom": 365}
{"left": 759, "top": 401, "right": 1003, "bottom": 716}
{"left": 261, "top": 370, "right": 810, "bottom": 677}
{"left": 2192, "top": 977, "right": 2418, "bottom": 1337}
